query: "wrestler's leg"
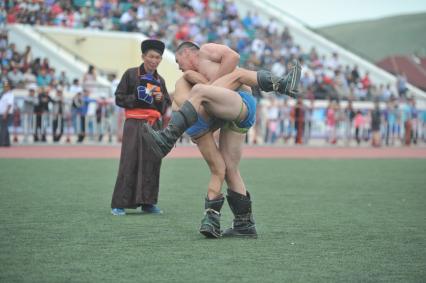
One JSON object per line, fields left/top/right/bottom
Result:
{"left": 210, "top": 68, "right": 255, "bottom": 90}
{"left": 211, "top": 61, "right": 302, "bottom": 97}
{"left": 195, "top": 132, "right": 226, "bottom": 238}
{"left": 219, "top": 129, "right": 257, "bottom": 238}
{"left": 195, "top": 132, "right": 226, "bottom": 200}
{"left": 218, "top": 129, "right": 246, "bottom": 196}
{"left": 175, "top": 76, "right": 227, "bottom": 237}
{"left": 189, "top": 84, "right": 247, "bottom": 122}
{"left": 176, "top": 76, "right": 212, "bottom": 123}
{"left": 176, "top": 76, "right": 225, "bottom": 193}
{"left": 142, "top": 83, "right": 249, "bottom": 159}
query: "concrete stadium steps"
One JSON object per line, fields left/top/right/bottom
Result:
{"left": 8, "top": 24, "right": 111, "bottom": 98}
{"left": 34, "top": 26, "right": 180, "bottom": 93}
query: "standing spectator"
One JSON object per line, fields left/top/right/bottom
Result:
{"left": 304, "top": 99, "right": 314, "bottom": 144}
{"left": 69, "top": 78, "right": 83, "bottom": 95}
{"left": 96, "top": 96, "right": 113, "bottom": 142}
{"left": 280, "top": 98, "right": 292, "bottom": 143}
{"left": 109, "top": 73, "right": 119, "bottom": 97}
{"left": 294, "top": 96, "right": 305, "bottom": 144}
{"left": 381, "top": 84, "right": 393, "bottom": 101}
{"left": 384, "top": 100, "right": 399, "bottom": 146}
{"left": 265, "top": 97, "right": 279, "bottom": 143}
{"left": 396, "top": 73, "right": 408, "bottom": 98}
{"left": 344, "top": 99, "right": 355, "bottom": 145}
{"left": 109, "top": 73, "right": 122, "bottom": 140}
{"left": 76, "top": 89, "right": 96, "bottom": 143}
{"left": 402, "top": 99, "right": 412, "bottom": 146}
{"left": 354, "top": 110, "right": 364, "bottom": 145}
{"left": 363, "top": 110, "right": 372, "bottom": 142}
{"left": 82, "top": 64, "right": 97, "bottom": 95}
{"left": 371, "top": 100, "right": 382, "bottom": 147}
{"left": 52, "top": 88, "right": 65, "bottom": 142}
{"left": 334, "top": 100, "right": 345, "bottom": 143}
{"left": 0, "top": 81, "right": 14, "bottom": 147}
{"left": 71, "top": 91, "right": 83, "bottom": 141}
{"left": 22, "top": 87, "right": 37, "bottom": 143}
{"left": 325, "top": 100, "right": 337, "bottom": 144}
{"left": 111, "top": 39, "right": 171, "bottom": 216}
{"left": 57, "top": 70, "right": 70, "bottom": 89}
{"left": 33, "top": 87, "right": 52, "bottom": 142}
{"left": 84, "top": 90, "right": 98, "bottom": 141}
{"left": 410, "top": 98, "right": 419, "bottom": 145}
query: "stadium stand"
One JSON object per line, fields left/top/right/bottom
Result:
{"left": 0, "top": 0, "right": 425, "bottom": 146}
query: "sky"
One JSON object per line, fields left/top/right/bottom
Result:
{"left": 265, "top": 0, "right": 426, "bottom": 27}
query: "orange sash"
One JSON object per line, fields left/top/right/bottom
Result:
{"left": 125, "top": 108, "right": 161, "bottom": 125}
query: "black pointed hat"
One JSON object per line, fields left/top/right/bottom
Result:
{"left": 141, "top": 39, "right": 165, "bottom": 55}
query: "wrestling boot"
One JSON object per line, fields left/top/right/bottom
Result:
{"left": 143, "top": 101, "right": 198, "bottom": 159}
{"left": 199, "top": 196, "right": 225, "bottom": 239}
{"left": 222, "top": 190, "right": 257, "bottom": 238}
{"left": 257, "top": 59, "right": 302, "bottom": 98}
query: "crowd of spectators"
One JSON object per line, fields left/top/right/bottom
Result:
{"left": 1, "top": 0, "right": 412, "bottom": 102}
{"left": 0, "top": 0, "right": 424, "bottom": 147}
{"left": 1, "top": 89, "right": 423, "bottom": 146}
{"left": 0, "top": 28, "right": 120, "bottom": 145}
{"left": 259, "top": 95, "right": 425, "bottom": 147}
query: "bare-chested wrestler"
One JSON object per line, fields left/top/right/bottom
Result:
{"left": 172, "top": 76, "right": 226, "bottom": 238}
{"left": 145, "top": 42, "right": 301, "bottom": 238}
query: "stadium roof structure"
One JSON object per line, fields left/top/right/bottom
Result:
{"left": 376, "top": 55, "right": 426, "bottom": 91}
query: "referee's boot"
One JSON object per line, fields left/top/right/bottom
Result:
{"left": 199, "top": 196, "right": 225, "bottom": 239}
{"left": 257, "top": 59, "right": 301, "bottom": 98}
{"left": 222, "top": 189, "right": 257, "bottom": 238}
{"left": 143, "top": 101, "right": 198, "bottom": 159}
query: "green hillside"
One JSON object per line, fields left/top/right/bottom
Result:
{"left": 317, "top": 13, "right": 426, "bottom": 62}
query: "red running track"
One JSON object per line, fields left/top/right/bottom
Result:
{"left": 1, "top": 145, "right": 426, "bottom": 159}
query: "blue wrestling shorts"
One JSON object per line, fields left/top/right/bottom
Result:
{"left": 237, "top": 91, "right": 257, "bottom": 128}
{"left": 186, "top": 91, "right": 256, "bottom": 137}
{"left": 223, "top": 91, "right": 257, "bottom": 133}
{"left": 185, "top": 115, "right": 224, "bottom": 139}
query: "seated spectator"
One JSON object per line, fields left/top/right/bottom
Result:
{"left": 36, "top": 68, "right": 50, "bottom": 87}
{"left": 7, "top": 65, "right": 24, "bottom": 88}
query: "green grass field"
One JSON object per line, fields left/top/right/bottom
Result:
{"left": 1, "top": 158, "right": 425, "bottom": 282}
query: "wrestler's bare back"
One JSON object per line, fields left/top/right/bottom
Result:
{"left": 172, "top": 43, "right": 250, "bottom": 109}
{"left": 197, "top": 49, "right": 221, "bottom": 81}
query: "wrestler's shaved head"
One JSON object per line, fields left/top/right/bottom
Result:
{"left": 176, "top": 41, "right": 200, "bottom": 54}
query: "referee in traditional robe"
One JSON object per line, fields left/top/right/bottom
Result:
{"left": 111, "top": 39, "right": 171, "bottom": 215}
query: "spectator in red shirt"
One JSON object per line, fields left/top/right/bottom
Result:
{"left": 361, "top": 71, "right": 371, "bottom": 90}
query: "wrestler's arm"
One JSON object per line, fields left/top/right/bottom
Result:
{"left": 183, "top": 70, "right": 209, "bottom": 85}
{"left": 201, "top": 43, "right": 240, "bottom": 82}
{"left": 174, "top": 75, "right": 225, "bottom": 198}
{"left": 173, "top": 77, "right": 193, "bottom": 109}
{"left": 186, "top": 69, "right": 252, "bottom": 94}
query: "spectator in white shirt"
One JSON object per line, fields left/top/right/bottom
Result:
{"left": 271, "top": 57, "right": 286, "bottom": 78}
{"left": 0, "top": 81, "right": 14, "bottom": 146}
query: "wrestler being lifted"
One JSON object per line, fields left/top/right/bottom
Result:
{"left": 143, "top": 41, "right": 302, "bottom": 159}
